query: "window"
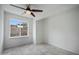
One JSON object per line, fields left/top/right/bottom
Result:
{"left": 10, "top": 18, "right": 29, "bottom": 38}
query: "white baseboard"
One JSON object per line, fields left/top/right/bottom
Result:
{"left": 47, "top": 43, "right": 79, "bottom": 55}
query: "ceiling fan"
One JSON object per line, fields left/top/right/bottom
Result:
{"left": 10, "top": 4, "right": 43, "bottom": 17}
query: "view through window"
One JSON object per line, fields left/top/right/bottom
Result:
{"left": 10, "top": 18, "right": 28, "bottom": 37}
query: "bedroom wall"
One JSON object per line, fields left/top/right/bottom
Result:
{"left": 0, "top": 4, "right": 34, "bottom": 50}
{"left": 3, "top": 12, "right": 33, "bottom": 49}
{"left": 0, "top": 5, "right": 4, "bottom": 54}
{"left": 41, "top": 7, "right": 79, "bottom": 54}
{"left": 36, "top": 20, "right": 45, "bottom": 44}
{"left": 0, "top": 4, "right": 35, "bottom": 54}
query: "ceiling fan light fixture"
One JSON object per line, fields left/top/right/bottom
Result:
{"left": 10, "top": 4, "right": 43, "bottom": 17}
{"left": 26, "top": 10, "right": 31, "bottom": 15}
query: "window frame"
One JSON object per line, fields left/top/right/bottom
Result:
{"left": 9, "top": 18, "right": 29, "bottom": 38}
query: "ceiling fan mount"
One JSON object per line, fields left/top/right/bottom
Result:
{"left": 10, "top": 4, "right": 43, "bottom": 17}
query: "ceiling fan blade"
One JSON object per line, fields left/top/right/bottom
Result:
{"left": 31, "top": 9, "right": 43, "bottom": 12}
{"left": 26, "top": 4, "right": 31, "bottom": 10}
{"left": 31, "top": 12, "right": 35, "bottom": 17}
{"left": 10, "top": 4, "right": 26, "bottom": 10}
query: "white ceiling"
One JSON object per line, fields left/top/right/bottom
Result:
{"left": 2, "top": 4, "right": 79, "bottom": 20}
{"left": 31, "top": 4, "right": 79, "bottom": 20}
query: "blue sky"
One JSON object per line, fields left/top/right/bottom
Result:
{"left": 10, "top": 18, "right": 23, "bottom": 25}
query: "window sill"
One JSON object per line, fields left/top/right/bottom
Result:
{"left": 9, "top": 35, "right": 29, "bottom": 39}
